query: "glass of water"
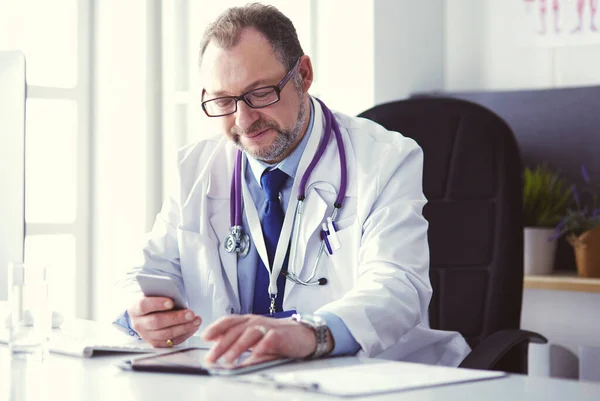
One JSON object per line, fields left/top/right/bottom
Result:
{"left": 7, "top": 262, "right": 51, "bottom": 360}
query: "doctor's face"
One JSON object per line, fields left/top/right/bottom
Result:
{"left": 200, "top": 29, "right": 312, "bottom": 163}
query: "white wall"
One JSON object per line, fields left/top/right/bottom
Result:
{"left": 444, "top": 0, "right": 488, "bottom": 90}
{"left": 315, "top": 0, "right": 444, "bottom": 116}
{"left": 313, "top": 0, "right": 375, "bottom": 116}
{"left": 373, "top": 0, "right": 444, "bottom": 105}
{"left": 445, "top": 0, "right": 600, "bottom": 91}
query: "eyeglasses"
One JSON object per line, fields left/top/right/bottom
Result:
{"left": 201, "top": 58, "right": 301, "bottom": 117}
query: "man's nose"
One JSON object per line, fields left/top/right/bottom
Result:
{"left": 234, "top": 100, "right": 259, "bottom": 132}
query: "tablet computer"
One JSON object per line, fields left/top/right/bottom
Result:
{"left": 119, "top": 347, "right": 292, "bottom": 376}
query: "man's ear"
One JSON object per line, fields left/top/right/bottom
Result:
{"left": 298, "top": 55, "right": 313, "bottom": 93}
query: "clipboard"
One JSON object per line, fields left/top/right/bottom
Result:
{"left": 117, "top": 347, "right": 293, "bottom": 376}
{"left": 235, "top": 360, "right": 507, "bottom": 396}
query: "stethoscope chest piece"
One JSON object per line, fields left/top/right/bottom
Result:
{"left": 224, "top": 225, "right": 251, "bottom": 257}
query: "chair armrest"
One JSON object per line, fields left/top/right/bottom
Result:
{"left": 459, "top": 329, "right": 547, "bottom": 370}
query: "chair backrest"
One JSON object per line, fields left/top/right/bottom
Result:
{"left": 358, "top": 97, "right": 524, "bottom": 351}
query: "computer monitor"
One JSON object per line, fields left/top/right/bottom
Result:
{"left": 0, "top": 51, "right": 26, "bottom": 301}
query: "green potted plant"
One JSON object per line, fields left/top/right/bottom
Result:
{"left": 553, "top": 165, "right": 600, "bottom": 277}
{"left": 523, "top": 164, "right": 571, "bottom": 275}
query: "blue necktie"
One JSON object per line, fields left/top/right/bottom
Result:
{"left": 252, "top": 168, "right": 288, "bottom": 315}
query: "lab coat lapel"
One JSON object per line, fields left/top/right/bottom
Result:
{"left": 284, "top": 99, "right": 331, "bottom": 299}
{"left": 283, "top": 98, "right": 358, "bottom": 302}
{"left": 206, "top": 142, "right": 240, "bottom": 308}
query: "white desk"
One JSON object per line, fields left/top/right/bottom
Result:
{"left": 1, "top": 330, "right": 599, "bottom": 401}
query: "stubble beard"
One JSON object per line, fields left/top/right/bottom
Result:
{"left": 231, "top": 98, "right": 307, "bottom": 163}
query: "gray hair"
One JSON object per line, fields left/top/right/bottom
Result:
{"left": 198, "top": 3, "right": 304, "bottom": 71}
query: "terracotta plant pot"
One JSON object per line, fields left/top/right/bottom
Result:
{"left": 568, "top": 225, "right": 600, "bottom": 278}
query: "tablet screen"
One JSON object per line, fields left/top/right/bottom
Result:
{"left": 130, "top": 348, "right": 290, "bottom": 375}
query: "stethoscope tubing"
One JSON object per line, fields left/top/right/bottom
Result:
{"left": 227, "top": 98, "right": 347, "bottom": 286}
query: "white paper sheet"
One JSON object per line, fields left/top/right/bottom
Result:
{"left": 0, "top": 325, "right": 209, "bottom": 358}
{"left": 242, "top": 361, "right": 507, "bottom": 397}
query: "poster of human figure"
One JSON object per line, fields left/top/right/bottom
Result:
{"left": 524, "top": 0, "right": 600, "bottom": 45}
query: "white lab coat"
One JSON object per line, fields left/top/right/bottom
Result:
{"left": 123, "top": 98, "right": 471, "bottom": 366}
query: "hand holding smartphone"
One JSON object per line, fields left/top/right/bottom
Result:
{"left": 135, "top": 273, "right": 188, "bottom": 310}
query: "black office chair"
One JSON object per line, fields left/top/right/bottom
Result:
{"left": 358, "top": 97, "right": 547, "bottom": 374}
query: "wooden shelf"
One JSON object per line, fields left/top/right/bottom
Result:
{"left": 524, "top": 273, "right": 600, "bottom": 293}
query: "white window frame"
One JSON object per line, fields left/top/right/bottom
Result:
{"left": 24, "top": 0, "right": 93, "bottom": 319}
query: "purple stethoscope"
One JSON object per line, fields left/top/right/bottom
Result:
{"left": 224, "top": 99, "right": 348, "bottom": 286}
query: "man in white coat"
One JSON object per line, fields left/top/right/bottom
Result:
{"left": 119, "top": 3, "right": 470, "bottom": 366}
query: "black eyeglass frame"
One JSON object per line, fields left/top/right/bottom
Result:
{"left": 201, "top": 57, "right": 302, "bottom": 117}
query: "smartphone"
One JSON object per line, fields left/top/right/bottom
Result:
{"left": 121, "top": 347, "right": 291, "bottom": 376}
{"left": 135, "top": 273, "right": 188, "bottom": 310}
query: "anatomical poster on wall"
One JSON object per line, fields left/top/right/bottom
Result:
{"left": 523, "top": 0, "right": 600, "bottom": 46}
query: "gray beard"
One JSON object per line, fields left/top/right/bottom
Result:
{"left": 233, "top": 99, "right": 308, "bottom": 162}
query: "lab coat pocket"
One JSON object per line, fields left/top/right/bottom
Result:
{"left": 326, "top": 216, "right": 360, "bottom": 295}
{"left": 177, "top": 227, "right": 234, "bottom": 324}
{"left": 176, "top": 228, "right": 219, "bottom": 296}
